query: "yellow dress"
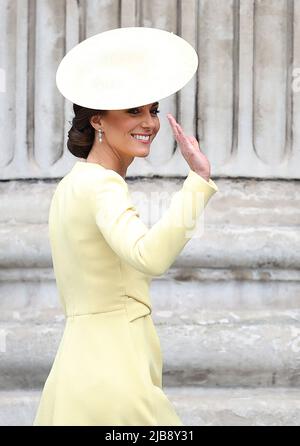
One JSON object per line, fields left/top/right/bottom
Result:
{"left": 33, "top": 161, "right": 218, "bottom": 426}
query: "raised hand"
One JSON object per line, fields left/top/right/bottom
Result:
{"left": 167, "top": 113, "right": 211, "bottom": 182}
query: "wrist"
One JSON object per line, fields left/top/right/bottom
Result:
{"left": 192, "top": 170, "right": 210, "bottom": 182}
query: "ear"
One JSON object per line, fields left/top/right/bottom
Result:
{"left": 90, "top": 114, "right": 101, "bottom": 129}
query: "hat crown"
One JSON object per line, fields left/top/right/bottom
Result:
{"left": 56, "top": 26, "right": 198, "bottom": 110}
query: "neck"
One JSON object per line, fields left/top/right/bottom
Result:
{"left": 86, "top": 142, "right": 134, "bottom": 179}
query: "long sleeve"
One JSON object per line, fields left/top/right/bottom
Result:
{"left": 88, "top": 168, "right": 218, "bottom": 277}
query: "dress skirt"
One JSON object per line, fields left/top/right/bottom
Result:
{"left": 33, "top": 298, "right": 183, "bottom": 426}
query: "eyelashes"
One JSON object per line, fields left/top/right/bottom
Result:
{"left": 128, "top": 108, "right": 160, "bottom": 115}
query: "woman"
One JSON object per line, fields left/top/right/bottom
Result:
{"left": 33, "top": 27, "right": 218, "bottom": 426}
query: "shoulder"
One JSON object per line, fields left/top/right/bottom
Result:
{"left": 87, "top": 167, "right": 128, "bottom": 191}
{"left": 70, "top": 162, "right": 127, "bottom": 185}
{"left": 82, "top": 169, "right": 131, "bottom": 217}
{"left": 71, "top": 165, "right": 129, "bottom": 202}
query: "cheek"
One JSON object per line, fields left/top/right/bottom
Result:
{"left": 120, "top": 118, "right": 135, "bottom": 134}
{"left": 109, "top": 117, "right": 133, "bottom": 137}
{"left": 122, "top": 126, "right": 134, "bottom": 138}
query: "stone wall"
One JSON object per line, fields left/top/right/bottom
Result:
{"left": 0, "top": 0, "right": 299, "bottom": 425}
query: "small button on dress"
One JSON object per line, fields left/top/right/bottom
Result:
{"left": 33, "top": 161, "right": 218, "bottom": 426}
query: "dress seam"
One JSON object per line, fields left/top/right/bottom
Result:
{"left": 66, "top": 305, "right": 125, "bottom": 318}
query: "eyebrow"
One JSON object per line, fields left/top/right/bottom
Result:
{"left": 127, "top": 102, "right": 159, "bottom": 111}
{"left": 137, "top": 102, "right": 159, "bottom": 108}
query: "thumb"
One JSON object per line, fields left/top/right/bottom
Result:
{"left": 187, "top": 136, "right": 199, "bottom": 149}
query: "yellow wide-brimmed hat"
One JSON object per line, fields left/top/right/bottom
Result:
{"left": 56, "top": 26, "right": 198, "bottom": 110}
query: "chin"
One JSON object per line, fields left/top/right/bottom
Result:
{"left": 134, "top": 150, "right": 150, "bottom": 158}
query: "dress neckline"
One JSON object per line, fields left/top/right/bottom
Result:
{"left": 75, "top": 161, "right": 105, "bottom": 169}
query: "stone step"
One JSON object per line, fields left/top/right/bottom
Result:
{"left": 0, "top": 387, "right": 299, "bottom": 426}
{"left": 1, "top": 177, "right": 300, "bottom": 229}
{"left": 0, "top": 309, "right": 300, "bottom": 388}
{"left": 1, "top": 223, "right": 300, "bottom": 270}
{"left": 0, "top": 267, "right": 300, "bottom": 313}
{"left": 166, "top": 386, "right": 300, "bottom": 426}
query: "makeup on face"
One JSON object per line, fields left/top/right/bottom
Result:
{"left": 128, "top": 102, "right": 160, "bottom": 144}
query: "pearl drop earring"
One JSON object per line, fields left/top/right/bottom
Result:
{"left": 98, "top": 128, "right": 103, "bottom": 143}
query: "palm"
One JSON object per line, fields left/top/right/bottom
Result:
{"left": 167, "top": 114, "right": 211, "bottom": 180}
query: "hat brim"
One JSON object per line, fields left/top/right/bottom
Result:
{"left": 56, "top": 27, "right": 198, "bottom": 110}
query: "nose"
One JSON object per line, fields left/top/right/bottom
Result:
{"left": 141, "top": 110, "right": 157, "bottom": 130}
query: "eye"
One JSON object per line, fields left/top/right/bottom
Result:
{"left": 128, "top": 108, "right": 160, "bottom": 115}
{"left": 128, "top": 108, "right": 139, "bottom": 114}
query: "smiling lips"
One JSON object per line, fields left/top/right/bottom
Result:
{"left": 131, "top": 133, "right": 152, "bottom": 144}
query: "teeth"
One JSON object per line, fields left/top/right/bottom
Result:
{"left": 132, "top": 134, "right": 150, "bottom": 141}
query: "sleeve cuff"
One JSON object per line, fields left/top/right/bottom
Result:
{"left": 183, "top": 169, "right": 219, "bottom": 194}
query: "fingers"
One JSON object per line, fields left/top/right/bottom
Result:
{"left": 167, "top": 114, "right": 196, "bottom": 150}
{"left": 188, "top": 135, "right": 197, "bottom": 145}
{"left": 167, "top": 114, "right": 186, "bottom": 141}
{"left": 167, "top": 114, "right": 179, "bottom": 139}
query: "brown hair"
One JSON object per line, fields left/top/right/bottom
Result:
{"left": 67, "top": 103, "right": 108, "bottom": 158}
